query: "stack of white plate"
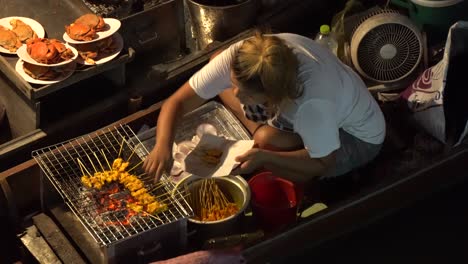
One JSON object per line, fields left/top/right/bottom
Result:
{"left": 63, "top": 17, "right": 123, "bottom": 66}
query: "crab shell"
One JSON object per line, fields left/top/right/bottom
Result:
{"left": 27, "top": 38, "right": 58, "bottom": 64}
{"left": 74, "top": 14, "right": 106, "bottom": 32}
{"left": 0, "top": 25, "right": 22, "bottom": 52}
{"left": 65, "top": 23, "right": 96, "bottom": 41}
{"left": 10, "top": 19, "right": 37, "bottom": 43}
{"left": 26, "top": 38, "right": 73, "bottom": 64}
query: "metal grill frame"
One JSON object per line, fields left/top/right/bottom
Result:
{"left": 33, "top": 124, "right": 193, "bottom": 247}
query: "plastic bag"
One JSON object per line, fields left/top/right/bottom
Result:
{"left": 400, "top": 21, "right": 468, "bottom": 147}
{"left": 330, "top": 0, "right": 364, "bottom": 61}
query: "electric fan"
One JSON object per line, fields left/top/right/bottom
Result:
{"left": 347, "top": 10, "right": 423, "bottom": 84}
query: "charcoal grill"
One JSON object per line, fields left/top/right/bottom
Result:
{"left": 32, "top": 124, "right": 192, "bottom": 262}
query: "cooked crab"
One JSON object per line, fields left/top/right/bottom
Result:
{"left": 65, "top": 22, "right": 95, "bottom": 41}
{"left": 26, "top": 38, "right": 74, "bottom": 64}
{"left": 65, "top": 13, "right": 106, "bottom": 41}
{"left": 0, "top": 25, "right": 21, "bottom": 52}
{"left": 22, "top": 62, "right": 59, "bottom": 80}
{"left": 74, "top": 14, "right": 106, "bottom": 32}
{"left": 10, "top": 19, "right": 37, "bottom": 43}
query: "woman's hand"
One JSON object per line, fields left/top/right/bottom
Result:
{"left": 143, "top": 144, "right": 173, "bottom": 183}
{"left": 231, "top": 148, "right": 267, "bottom": 175}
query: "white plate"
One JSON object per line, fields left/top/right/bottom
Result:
{"left": 0, "top": 16, "right": 46, "bottom": 54}
{"left": 17, "top": 42, "right": 78, "bottom": 67}
{"left": 15, "top": 59, "right": 76, "bottom": 85}
{"left": 63, "top": 18, "right": 121, "bottom": 44}
{"left": 73, "top": 32, "right": 124, "bottom": 65}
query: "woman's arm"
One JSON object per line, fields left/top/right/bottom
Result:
{"left": 235, "top": 148, "right": 336, "bottom": 184}
{"left": 143, "top": 81, "right": 206, "bottom": 181}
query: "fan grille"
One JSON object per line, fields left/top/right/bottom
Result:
{"left": 357, "top": 23, "right": 421, "bottom": 82}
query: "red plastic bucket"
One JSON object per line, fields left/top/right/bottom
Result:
{"left": 248, "top": 171, "right": 303, "bottom": 232}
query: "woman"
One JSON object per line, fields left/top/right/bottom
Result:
{"left": 143, "top": 31, "right": 385, "bottom": 184}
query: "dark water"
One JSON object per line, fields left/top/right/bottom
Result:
{"left": 194, "top": 0, "right": 247, "bottom": 6}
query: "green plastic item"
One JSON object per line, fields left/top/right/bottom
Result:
{"left": 391, "top": 0, "right": 468, "bottom": 42}
{"left": 320, "top": 24, "right": 331, "bottom": 35}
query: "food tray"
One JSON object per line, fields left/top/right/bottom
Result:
{"left": 134, "top": 101, "right": 251, "bottom": 159}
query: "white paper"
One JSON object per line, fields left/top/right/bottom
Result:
{"left": 183, "top": 134, "right": 254, "bottom": 177}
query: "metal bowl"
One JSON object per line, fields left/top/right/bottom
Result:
{"left": 175, "top": 175, "right": 251, "bottom": 225}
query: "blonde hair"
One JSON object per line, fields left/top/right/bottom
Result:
{"left": 231, "top": 30, "right": 300, "bottom": 106}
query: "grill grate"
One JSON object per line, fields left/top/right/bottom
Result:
{"left": 33, "top": 124, "right": 192, "bottom": 247}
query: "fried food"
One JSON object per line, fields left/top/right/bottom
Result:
{"left": 0, "top": 25, "right": 21, "bottom": 52}
{"left": 77, "top": 36, "right": 116, "bottom": 64}
{"left": 81, "top": 158, "right": 167, "bottom": 215}
{"left": 65, "top": 14, "right": 105, "bottom": 41}
{"left": 65, "top": 23, "right": 95, "bottom": 41}
{"left": 194, "top": 147, "right": 223, "bottom": 166}
{"left": 74, "top": 14, "right": 105, "bottom": 32}
{"left": 10, "top": 19, "right": 37, "bottom": 43}
{"left": 22, "top": 62, "right": 60, "bottom": 80}
{"left": 190, "top": 178, "right": 239, "bottom": 221}
{"left": 26, "top": 38, "right": 75, "bottom": 64}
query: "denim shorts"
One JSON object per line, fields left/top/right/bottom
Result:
{"left": 321, "top": 129, "right": 382, "bottom": 178}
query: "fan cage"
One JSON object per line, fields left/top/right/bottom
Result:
{"left": 348, "top": 7, "right": 401, "bottom": 39}
{"left": 357, "top": 23, "right": 422, "bottom": 82}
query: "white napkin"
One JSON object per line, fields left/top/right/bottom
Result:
{"left": 183, "top": 134, "right": 254, "bottom": 177}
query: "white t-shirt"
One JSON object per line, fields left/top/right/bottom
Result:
{"left": 189, "top": 33, "right": 386, "bottom": 158}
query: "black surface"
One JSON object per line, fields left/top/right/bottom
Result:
{"left": 276, "top": 178, "right": 468, "bottom": 264}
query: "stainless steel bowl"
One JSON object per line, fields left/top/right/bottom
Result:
{"left": 175, "top": 175, "right": 251, "bottom": 224}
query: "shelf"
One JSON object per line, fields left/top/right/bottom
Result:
{"left": 0, "top": 48, "right": 135, "bottom": 101}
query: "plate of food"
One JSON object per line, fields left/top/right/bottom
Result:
{"left": 73, "top": 32, "right": 123, "bottom": 65}
{"left": 17, "top": 38, "right": 78, "bottom": 67}
{"left": 63, "top": 14, "right": 121, "bottom": 44}
{"left": 0, "top": 16, "right": 45, "bottom": 54}
{"left": 15, "top": 59, "right": 76, "bottom": 85}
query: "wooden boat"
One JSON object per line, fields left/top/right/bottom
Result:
{"left": 1, "top": 96, "right": 467, "bottom": 263}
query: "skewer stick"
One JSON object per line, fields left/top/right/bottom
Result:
{"left": 127, "top": 160, "right": 144, "bottom": 173}
{"left": 158, "top": 192, "right": 190, "bottom": 203}
{"left": 118, "top": 138, "right": 125, "bottom": 158}
{"left": 142, "top": 211, "right": 164, "bottom": 223}
{"left": 77, "top": 158, "right": 87, "bottom": 176}
{"left": 149, "top": 181, "right": 168, "bottom": 191}
{"left": 86, "top": 153, "right": 98, "bottom": 173}
{"left": 126, "top": 142, "right": 142, "bottom": 162}
{"left": 77, "top": 158, "right": 92, "bottom": 176}
{"left": 93, "top": 152, "right": 105, "bottom": 172}
{"left": 101, "top": 149, "right": 112, "bottom": 170}
{"left": 137, "top": 172, "right": 148, "bottom": 178}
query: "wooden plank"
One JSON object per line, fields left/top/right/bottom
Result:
{"left": 243, "top": 147, "right": 468, "bottom": 263}
{"left": 0, "top": 47, "right": 133, "bottom": 101}
{"left": 33, "top": 213, "right": 86, "bottom": 264}
{"left": 19, "top": 225, "right": 61, "bottom": 264}
{"left": 0, "top": 55, "right": 31, "bottom": 99}
{"left": 1, "top": 161, "right": 41, "bottom": 218}
{"left": 0, "top": 74, "right": 38, "bottom": 136}
{"left": 49, "top": 205, "right": 104, "bottom": 264}
{"left": 0, "top": 129, "right": 46, "bottom": 158}
{"left": 0, "top": 159, "right": 37, "bottom": 181}
{"left": 0, "top": 100, "right": 164, "bottom": 178}
{"left": 32, "top": 48, "right": 135, "bottom": 100}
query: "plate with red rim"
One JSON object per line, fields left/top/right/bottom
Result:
{"left": 63, "top": 18, "right": 121, "bottom": 44}
{"left": 0, "top": 16, "right": 46, "bottom": 54}
{"left": 15, "top": 59, "right": 76, "bottom": 85}
{"left": 16, "top": 42, "right": 78, "bottom": 67}
{"left": 72, "top": 32, "right": 124, "bottom": 65}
